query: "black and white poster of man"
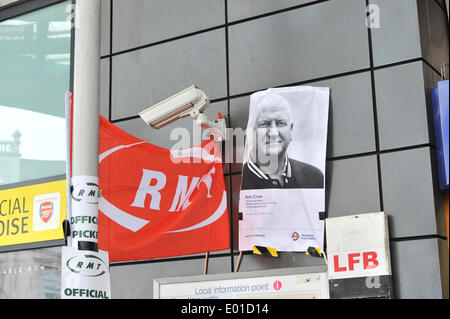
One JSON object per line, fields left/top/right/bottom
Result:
{"left": 239, "top": 86, "right": 329, "bottom": 252}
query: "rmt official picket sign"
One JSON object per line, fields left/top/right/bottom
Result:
{"left": 70, "top": 176, "right": 99, "bottom": 247}
{"left": 61, "top": 246, "right": 111, "bottom": 299}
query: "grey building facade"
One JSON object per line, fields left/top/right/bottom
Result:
{"left": 1, "top": 0, "right": 449, "bottom": 299}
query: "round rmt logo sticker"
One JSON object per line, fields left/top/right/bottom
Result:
{"left": 66, "top": 254, "right": 107, "bottom": 277}
{"left": 71, "top": 182, "right": 99, "bottom": 204}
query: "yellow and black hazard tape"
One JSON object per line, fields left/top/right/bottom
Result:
{"left": 253, "top": 246, "right": 278, "bottom": 258}
{"left": 305, "top": 247, "right": 322, "bottom": 258}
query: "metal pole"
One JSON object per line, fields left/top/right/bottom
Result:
{"left": 71, "top": 0, "right": 101, "bottom": 251}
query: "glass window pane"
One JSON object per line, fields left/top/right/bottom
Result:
{"left": 0, "top": 1, "right": 71, "bottom": 187}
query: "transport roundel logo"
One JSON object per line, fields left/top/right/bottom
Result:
{"left": 292, "top": 232, "right": 300, "bottom": 241}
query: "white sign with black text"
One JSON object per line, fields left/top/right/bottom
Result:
{"left": 154, "top": 267, "right": 329, "bottom": 299}
{"left": 61, "top": 246, "right": 111, "bottom": 299}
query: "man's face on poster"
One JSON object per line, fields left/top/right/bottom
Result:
{"left": 255, "top": 99, "right": 293, "bottom": 159}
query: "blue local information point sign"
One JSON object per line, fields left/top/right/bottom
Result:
{"left": 432, "top": 80, "right": 449, "bottom": 190}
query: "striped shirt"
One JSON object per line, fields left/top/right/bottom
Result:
{"left": 246, "top": 156, "right": 293, "bottom": 188}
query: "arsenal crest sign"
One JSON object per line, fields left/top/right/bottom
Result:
{"left": 39, "top": 201, "right": 53, "bottom": 223}
{"left": 33, "top": 192, "right": 61, "bottom": 232}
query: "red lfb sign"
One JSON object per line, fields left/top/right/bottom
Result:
{"left": 332, "top": 251, "right": 380, "bottom": 273}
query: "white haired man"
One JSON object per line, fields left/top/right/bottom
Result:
{"left": 241, "top": 93, "right": 324, "bottom": 190}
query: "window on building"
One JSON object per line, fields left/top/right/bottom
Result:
{"left": 0, "top": 1, "right": 71, "bottom": 188}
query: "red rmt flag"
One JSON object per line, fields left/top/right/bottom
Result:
{"left": 97, "top": 116, "right": 229, "bottom": 262}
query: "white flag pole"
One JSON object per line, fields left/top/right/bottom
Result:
{"left": 64, "top": 91, "right": 73, "bottom": 248}
{"left": 71, "top": 0, "right": 101, "bottom": 252}
{"left": 61, "top": 0, "right": 111, "bottom": 300}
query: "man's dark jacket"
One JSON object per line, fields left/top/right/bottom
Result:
{"left": 241, "top": 158, "right": 324, "bottom": 190}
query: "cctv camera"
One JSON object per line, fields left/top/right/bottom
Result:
{"left": 139, "top": 85, "right": 227, "bottom": 142}
{"left": 139, "top": 85, "right": 208, "bottom": 129}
